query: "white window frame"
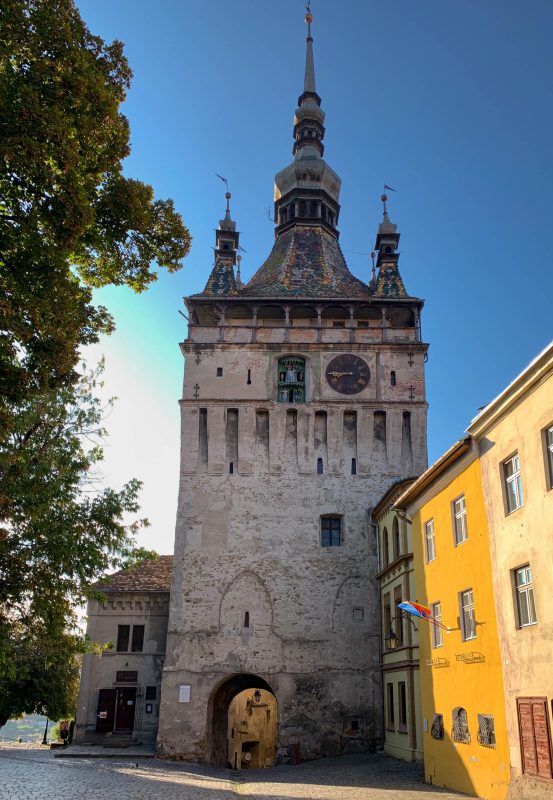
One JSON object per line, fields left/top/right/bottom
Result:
{"left": 452, "top": 495, "right": 468, "bottom": 546}
{"left": 503, "top": 453, "right": 523, "bottom": 514}
{"left": 424, "top": 518, "right": 436, "bottom": 563}
{"left": 515, "top": 565, "right": 537, "bottom": 627}
{"left": 460, "top": 588, "right": 476, "bottom": 641}
{"left": 431, "top": 602, "right": 443, "bottom": 648}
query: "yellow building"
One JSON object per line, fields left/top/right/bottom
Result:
{"left": 467, "top": 342, "right": 553, "bottom": 799}
{"left": 396, "top": 439, "right": 510, "bottom": 800}
{"left": 373, "top": 479, "right": 422, "bottom": 762}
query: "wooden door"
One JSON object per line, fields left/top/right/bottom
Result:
{"left": 115, "top": 687, "right": 136, "bottom": 732}
{"left": 96, "top": 689, "right": 116, "bottom": 733}
{"left": 517, "top": 697, "right": 553, "bottom": 779}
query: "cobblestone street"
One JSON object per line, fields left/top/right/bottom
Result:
{"left": 0, "top": 746, "right": 468, "bottom": 800}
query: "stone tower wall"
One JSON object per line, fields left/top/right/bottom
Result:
{"left": 158, "top": 335, "right": 427, "bottom": 762}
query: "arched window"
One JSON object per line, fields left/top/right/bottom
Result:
{"left": 321, "top": 205, "right": 327, "bottom": 221}
{"left": 299, "top": 200, "right": 306, "bottom": 217}
{"left": 277, "top": 357, "right": 305, "bottom": 404}
{"left": 393, "top": 517, "right": 401, "bottom": 559}
{"left": 309, "top": 200, "right": 317, "bottom": 217}
{"left": 280, "top": 207, "right": 287, "bottom": 224}
{"left": 452, "top": 707, "right": 470, "bottom": 744}
{"left": 382, "top": 527, "right": 389, "bottom": 567}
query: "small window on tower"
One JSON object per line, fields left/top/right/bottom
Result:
{"left": 351, "top": 458, "right": 357, "bottom": 475}
{"left": 317, "top": 457, "right": 323, "bottom": 475}
{"left": 391, "top": 371, "right": 396, "bottom": 386}
{"left": 217, "top": 367, "right": 223, "bottom": 377}
{"left": 357, "top": 321, "right": 369, "bottom": 328}
{"left": 332, "top": 321, "right": 345, "bottom": 328}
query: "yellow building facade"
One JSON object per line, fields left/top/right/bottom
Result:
{"left": 374, "top": 479, "right": 423, "bottom": 763}
{"left": 397, "top": 440, "right": 510, "bottom": 800}
{"left": 467, "top": 343, "right": 553, "bottom": 799}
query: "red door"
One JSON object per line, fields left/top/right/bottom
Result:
{"left": 517, "top": 697, "right": 553, "bottom": 779}
{"left": 96, "top": 689, "right": 116, "bottom": 733}
{"left": 115, "top": 687, "right": 136, "bottom": 732}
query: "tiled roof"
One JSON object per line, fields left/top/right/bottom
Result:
{"left": 93, "top": 555, "right": 173, "bottom": 593}
{"left": 200, "top": 255, "right": 238, "bottom": 297}
{"left": 374, "top": 262, "right": 409, "bottom": 298}
{"left": 241, "top": 226, "right": 372, "bottom": 298}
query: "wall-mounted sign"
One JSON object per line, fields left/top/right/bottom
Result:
{"left": 145, "top": 703, "right": 153, "bottom": 714}
{"left": 116, "top": 671, "right": 138, "bottom": 683}
{"left": 179, "top": 685, "right": 191, "bottom": 703}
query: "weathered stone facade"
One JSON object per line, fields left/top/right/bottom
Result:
{"left": 75, "top": 557, "right": 172, "bottom": 743}
{"left": 156, "top": 8, "right": 428, "bottom": 766}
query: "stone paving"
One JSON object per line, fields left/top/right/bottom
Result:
{"left": 0, "top": 744, "right": 469, "bottom": 800}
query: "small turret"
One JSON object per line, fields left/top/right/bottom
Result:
{"left": 202, "top": 191, "right": 240, "bottom": 296}
{"left": 372, "top": 193, "right": 409, "bottom": 298}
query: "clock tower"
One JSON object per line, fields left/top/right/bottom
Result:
{"left": 158, "top": 7, "right": 428, "bottom": 765}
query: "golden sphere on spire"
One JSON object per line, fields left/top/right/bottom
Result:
{"left": 305, "top": 12, "right": 312, "bottom": 23}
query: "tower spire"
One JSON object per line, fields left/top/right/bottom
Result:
{"left": 304, "top": 2, "right": 316, "bottom": 94}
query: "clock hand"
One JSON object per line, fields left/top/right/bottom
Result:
{"left": 330, "top": 370, "right": 354, "bottom": 378}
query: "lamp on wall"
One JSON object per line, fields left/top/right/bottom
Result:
{"left": 384, "top": 628, "right": 398, "bottom": 649}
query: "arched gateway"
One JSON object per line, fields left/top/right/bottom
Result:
{"left": 208, "top": 674, "right": 277, "bottom": 768}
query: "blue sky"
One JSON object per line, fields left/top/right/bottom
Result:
{"left": 77, "top": 0, "right": 553, "bottom": 554}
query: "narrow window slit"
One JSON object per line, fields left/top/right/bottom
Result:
{"left": 351, "top": 458, "right": 357, "bottom": 475}
{"left": 317, "top": 457, "right": 323, "bottom": 475}
{"left": 244, "top": 612, "right": 250, "bottom": 628}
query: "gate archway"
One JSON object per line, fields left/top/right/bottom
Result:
{"left": 208, "top": 673, "right": 277, "bottom": 767}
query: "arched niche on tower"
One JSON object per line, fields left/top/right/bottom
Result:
{"left": 321, "top": 304, "right": 349, "bottom": 327}
{"left": 289, "top": 305, "right": 318, "bottom": 328}
{"left": 272, "top": 352, "right": 311, "bottom": 404}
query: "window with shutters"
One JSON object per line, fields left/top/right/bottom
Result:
{"left": 460, "top": 588, "right": 477, "bottom": 641}
{"left": 517, "top": 698, "right": 553, "bottom": 779}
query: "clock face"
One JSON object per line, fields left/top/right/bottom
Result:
{"left": 325, "top": 354, "right": 370, "bottom": 395}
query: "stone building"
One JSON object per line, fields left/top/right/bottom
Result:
{"left": 75, "top": 556, "right": 172, "bottom": 743}
{"left": 156, "top": 8, "right": 428, "bottom": 765}
{"left": 373, "top": 479, "right": 423, "bottom": 762}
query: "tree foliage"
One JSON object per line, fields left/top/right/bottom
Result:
{"left": 0, "top": 364, "right": 152, "bottom": 723}
{"left": 0, "top": 0, "right": 187, "bottom": 724}
{"left": 0, "top": 0, "right": 191, "bottom": 410}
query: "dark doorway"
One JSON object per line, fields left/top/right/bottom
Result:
{"left": 208, "top": 673, "right": 276, "bottom": 767}
{"left": 96, "top": 689, "right": 116, "bottom": 733}
{"left": 115, "top": 687, "right": 136, "bottom": 732}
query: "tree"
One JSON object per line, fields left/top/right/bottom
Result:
{"left": 0, "top": 363, "right": 154, "bottom": 722}
{"left": 0, "top": 0, "right": 191, "bottom": 412}
{"left": 0, "top": 0, "right": 188, "bottom": 723}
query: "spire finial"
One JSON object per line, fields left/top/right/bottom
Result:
{"left": 225, "top": 191, "right": 231, "bottom": 219}
{"left": 381, "top": 193, "right": 388, "bottom": 217}
{"left": 303, "top": 2, "right": 316, "bottom": 93}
